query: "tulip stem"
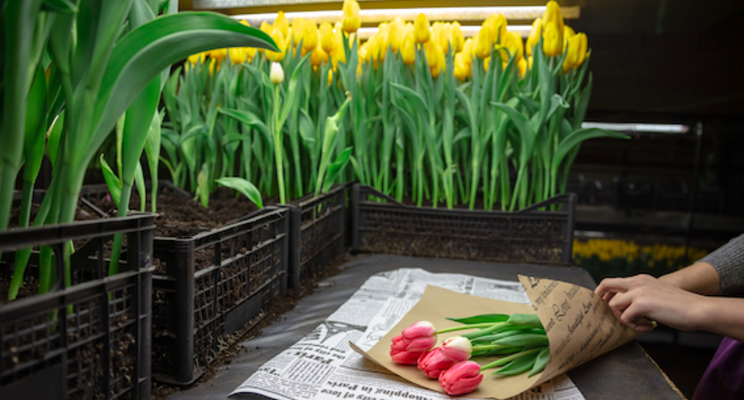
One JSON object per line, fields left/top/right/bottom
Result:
{"left": 436, "top": 322, "right": 498, "bottom": 334}
{"left": 479, "top": 347, "right": 542, "bottom": 371}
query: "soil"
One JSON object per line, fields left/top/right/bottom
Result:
{"left": 150, "top": 252, "right": 354, "bottom": 400}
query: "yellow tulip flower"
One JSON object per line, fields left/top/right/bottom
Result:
{"left": 358, "top": 42, "right": 370, "bottom": 62}
{"left": 424, "top": 40, "right": 437, "bottom": 70}
{"left": 441, "top": 23, "right": 454, "bottom": 52}
{"left": 208, "top": 57, "right": 218, "bottom": 76}
{"left": 274, "top": 11, "right": 289, "bottom": 38}
{"left": 292, "top": 17, "right": 306, "bottom": 47}
{"left": 260, "top": 21, "right": 272, "bottom": 35}
{"left": 475, "top": 28, "right": 492, "bottom": 59}
{"left": 563, "top": 32, "right": 588, "bottom": 71}
{"left": 401, "top": 32, "right": 416, "bottom": 65}
{"left": 414, "top": 13, "right": 430, "bottom": 44}
{"left": 451, "top": 22, "right": 465, "bottom": 52}
{"left": 542, "top": 21, "right": 562, "bottom": 57}
{"left": 302, "top": 23, "right": 318, "bottom": 56}
{"left": 266, "top": 29, "right": 287, "bottom": 62}
{"left": 342, "top": 0, "right": 361, "bottom": 33}
{"left": 245, "top": 47, "right": 257, "bottom": 63}
{"left": 434, "top": 42, "right": 445, "bottom": 77}
{"left": 517, "top": 57, "right": 528, "bottom": 78}
{"left": 209, "top": 48, "right": 228, "bottom": 62}
{"left": 240, "top": 19, "right": 250, "bottom": 27}
{"left": 187, "top": 52, "right": 206, "bottom": 65}
{"left": 327, "top": 69, "right": 334, "bottom": 87}
{"left": 431, "top": 22, "right": 443, "bottom": 49}
{"left": 453, "top": 52, "right": 470, "bottom": 80}
{"left": 462, "top": 38, "right": 473, "bottom": 66}
{"left": 377, "top": 22, "right": 391, "bottom": 56}
{"left": 484, "top": 56, "right": 491, "bottom": 72}
{"left": 528, "top": 55, "right": 533, "bottom": 70}
{"left": 526, "top": 18, "right": 542, "bottom": 57}
{"left": 575, "top": 32, "right": 588, "bottom": 66}
{"left": 498, "top": 31, "right": 524, "bottom": 63}
{"left": 542, "top": 1, "right": 564, "bottom": 35}
{"left": 311, "top": 45, "right": 328, "bottom": 69}
{"left": 228, "top": 47, "right": 248, "bottom": 64}
{"left": 320, "top": 22, "right": 335, "bottom": 54}
{"left": 483, "top": 14, "right": 507, "bottom": 44}
{"left": 389, "top": 17, "right": 404, "bottom": 53}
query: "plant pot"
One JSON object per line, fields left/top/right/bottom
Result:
{"left": 351, "top": 184, "right": 576, "bottom": 266}
{"left": 0, "top": 213, "right": 156, "bottom": 400}
{"left": 288, "top": 184, "right": 348, "bottom": 289}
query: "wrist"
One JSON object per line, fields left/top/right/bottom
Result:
{"left": 690, "top": 295, "right": 717, "bottom": 333}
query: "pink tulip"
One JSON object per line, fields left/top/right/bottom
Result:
{"left": 390, "top": 321, "right": 437, "bottom": 365}
{"left": 439, "top": 361, "right": 483, "bottom": 396}
{"left": 417, "top": 336, "right": 472, "bottom": 378}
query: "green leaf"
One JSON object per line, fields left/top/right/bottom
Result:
{"left": 134, "top": 161, "right": 147, "bottom": 212}
{"left": 323, "top": 147, "right": 352, "bottom": 193}
{"left": 494, "top": 352, "right": 538, "bottom": 376}
{"left": 552, "top": 128, "right": 629, "bottom": 174}
{"left": 100, "top": 154, "right": 122, "bottom": 207}
{"left": 491, "top": 101, "right": 535, "bottom": 163}
{"left": 86, "top": 12, "right": 278, "bottom": 162}
{"left": 218, "top": 108, "right": 272, "bottom": 150}
{"left": 298, "top": 109, "right": 316, "bottom": 150}
{"left": 446, "top": 314, "right": 509, "bottom": 325}
{"left": 528, "top": 346, "right": 550, "bottom": 377}
{"left": 278, "top": 54, "right": 309, "bottom": 129}
{"left": 216, "top": 177, "right": 263, "bottom": 209}
{"left": 42, "top": 0, "right": 78, "bottom": 13}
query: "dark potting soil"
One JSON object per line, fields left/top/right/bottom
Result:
{"left": 151, "top": 252, "right": 354, "bottom": 400}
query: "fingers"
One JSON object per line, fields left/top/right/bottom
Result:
{"left": 595, "top": 277, "right": 634, "bottom": 298}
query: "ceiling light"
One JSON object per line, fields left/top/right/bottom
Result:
{"left": 581, "top": 122, "right": 690, "bottom": 134}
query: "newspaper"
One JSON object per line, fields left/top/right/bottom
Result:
{"left": 231, "top": 268, "right": 586, "bottom": 400}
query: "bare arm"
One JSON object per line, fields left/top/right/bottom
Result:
{"left": 658, "top": 261, "right": 720, "bottom": 295}
{"left": 595, "top": 274, "right": 744, "bottom": 341}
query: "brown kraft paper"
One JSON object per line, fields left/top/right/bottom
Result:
{"left": 351, "top": 275, "right": 638, "bottom": 399}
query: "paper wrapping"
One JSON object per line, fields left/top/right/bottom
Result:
{"left": 351, "top": 275, "right": 638, "bottom": 399}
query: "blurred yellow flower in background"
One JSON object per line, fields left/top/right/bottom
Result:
{"left": 274, "top": 11, "right": 289, "bottom": 38}
{"left": 414, "top": 13, "right": 431, "bottom": 44}
{"left": 342, "top": 0, "right": 361, "bottom": 33}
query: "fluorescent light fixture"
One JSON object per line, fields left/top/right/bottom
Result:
{"left": 581, "top": 122, "right": 690, "bottom": 134}
{"left": 355, "top": 24, "right": 532, "bottom": 40}
{"left": 232, "top": 6, "right": 580, "bottom": 27}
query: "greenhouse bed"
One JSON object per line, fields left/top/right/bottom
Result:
{"left": 0, "top": 214, "right": 156, "bottom": 400}
{"left": 151, "top": 207, "right": 289, "bottom": 385}
{"left": 288, "top": 185, "right": 348, "bottom": 289}
{"left": 351, "top": 184, "right": 576, "bottom": 265}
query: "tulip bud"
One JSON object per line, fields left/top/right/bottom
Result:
{"left": 414, "top": 13, "right": 431, "bottom": 44}
{"left": 475, "top": 28, "right": 492, "bottom": 59}
{"left": 302, "top": 23, "right": 319, "bottom": 56}
{"left": 311, "top": 45, "right": 328, "bottom": 69}
{"left": 453, "top": 52, "right": 470, "bottom": 80}
{"left": 342, "top": 0, "right": 361, "bottom": 33}
{"left": 319, "top": 22, "right": 335, "bottom": 54}
{"left": 542, "top": 21, "right": 563, "bottom": 57}
{"left": 526, "top": 18, "right": 542, "bottom": 57}
{"left": 187, "top": 52, "right": 206, "bottom": 65}
{"left": 542, "top": 0, "right": 564, "bottom": 35}
{"left": 575, "top": 32, "right": 589, "bottom": 66}
{"left": 228, "top": 47, "right": 248, "bottom": 65}
{"left": 451, "top": 22, "right": 465, "bottom": 52}
{"left": 209, "top": 48, "right": 228, "bottom": 61}
{"left": 390, "top": 321, "right": 437, "bottom": 365}
{"left": 270, "top": 62, "right": 284, "bottom": 84}
{"left": 462, "top": 38, "right": 474, "bottom": 66}
{"left": 266, "top": 29, "right": 287, "bottom": 62}
{"left": 274, "top": 11, "right": 289, "bottom": 38}
{"left": 291, "top": 17, "right": 306, "bottom": 47}
{"left": 438, "top": 361, "right": 483, "bottom": 396}
{"left": 260, "top": 21, "right": 272, "bottom": 35}
{"left": 401, "top": 32, "right": 416, "bottom": 65}
{"left": 518, "top": 57, "right": 528, "bottom": 78}
{"left": 417, "top": 336, "right": 472, "bottom": 379}
{"left": 389, "top": 17, "right": 404, "bottom": 53}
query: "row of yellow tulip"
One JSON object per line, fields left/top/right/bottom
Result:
{"left": 188, "top": 0, "right": 589, "bottom": 82}
{"left": 573, "top": 239, "right": 708, "bottom": 266}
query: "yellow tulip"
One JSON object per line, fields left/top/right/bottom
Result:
{"left": 542, "top": 1, "right": 564, "bottom": 35}
{"left": 433, "top": 42, "right": 445, "bottom": 77}
{"left": 245, "top": 47, "right": 257, "bottom": 62}
{"left": 498, "top": 31, "right": 524, "bottom": 63}
{"left": 240, "top": 19, "right": 250, "bottom": 27}
{"left": 401, "top": 32, "right": 416, "bottom": 65}
{"left": 453, "top": 52, "right": 470, "bottom": 80}
{"left": 424, "top": 40, "right": 437, "bottom": 70}
{"left": 563, "top": 32, "right": 588, "bottom": 71}
{"left": 377, "top": 22, "right": 391, "bottom": 56}
{"left": 451, "top": 22, "right": 465, "bottom": 52}
{"left": 484, "top": 56, "right": 491, "bottom": 72}
{"left": 575, "top": 32, "right": 588, "bottom": 66}
{"left": 528, "top": 55, "right": 533, "bottom": 70}
{"left": 475, "top": 28, "right": 491, "bottom": 59}
{"left": 358, "top": 42, "right": 370, "bottom": 62}
{"left": 302, "top": 23, "right": 318, "bottom": 56}
{"left": 260, "top": 21, "right": 272, "bottom": 35}
{"left": 562, "top": 25, "right": 575, "bottom": 55}
{"left": 414, "top": 13, "right": 430, "bottom": 44}
{"left": 526, "top": 18, "right": 542, "bottom": 57}
{"left": 462, "top": 38, "right": 473, "bottom": 66}
{"left": 228, "top": 47, "right": 248, "bottom": 64}
{"left": 187, "top": 52, "right": 206, "bottom": 65}
{"left": 208, "top": 58, "right": 218, "bottom": 76}
{"left": 483, "top": 14, "right": 507, "bottom": 44}
{"left": 431, "top": 22, "right": 443, "bottom": 49}
{"left": 320, "top": 22, "right": 335, "bottom": 54}
{"left": 368, "top": 35, "right": 381, "bottom": 66}
{"left": 266, "top": 29, "right": 287, "bottom": 62}
{"left": 311, "top": 45, "right": 328, "bottom": 69}
{"left": 342, "top": 0, "right": 361, "bottom": 33}
{"left": 292, "top": 17, "right": 306, "bottom": 46}
{"left": 517, "top": 57, "right": 527, "bottom": 78}
{"left": 389, "top": 17, "right": 404, "bottom": 52}
{"left": 209, "top": 48, "right": 228, "bottom": 61}
{"left": 404, "top": 22, "right": 414, "bottom": 37}
{"left": 327, "top": 69, "right": 334, "bottom": 87}
{"left": 274, "top": 11, "right": 289, "bottom": 38}
{"left": 441, "top": 23, "right": 454, "bottom": 52}
{"left": 542, "top": 21, "right": 562, "bottom": 57}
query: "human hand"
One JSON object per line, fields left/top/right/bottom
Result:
{"left": 595, "top": 274, "right": 707, "bottom": 332}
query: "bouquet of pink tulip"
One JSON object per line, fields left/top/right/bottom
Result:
{"left": 390, "top": 313, "right": 550, "bottom": 396}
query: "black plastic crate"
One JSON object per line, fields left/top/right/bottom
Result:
{"left": 0, "top": 214, "right": 156, "bottom": 400}
{"left": 351, "top": 184, "right": 576, "bottom": 265}
{"left": 288, "top": 185, "right": 348, "bottom": 289}
{"left": 151, "top": 207, "right": 289, "bottom": 385}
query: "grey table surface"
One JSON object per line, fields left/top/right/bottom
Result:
{"left": 165, "top": 254, "right": 684, "bottom": 400}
